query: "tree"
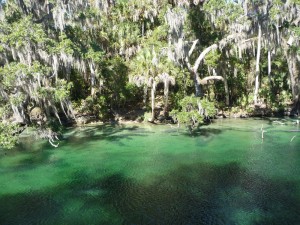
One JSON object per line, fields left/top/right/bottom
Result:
{"left": 129, "top": 47, "right": 162, "bottom": 122}
{"left": 1, "top": 0, "right": 300, "bottom": 148}
{"left": 170, "top": 95, "right": 215, "bottom": 132}
{"left": 0, "top": 122, "right": 19, "bottom": 149}
{"left": 158, "top": 72, "right": 175, "bottom": 116}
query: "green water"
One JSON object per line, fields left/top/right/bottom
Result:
{"left": 0, "top": 118, "right": 300, "bottom": 225}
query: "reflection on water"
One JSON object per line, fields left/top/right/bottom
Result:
{"left": 0, "top": 119, "right": 300, "bottom": 225}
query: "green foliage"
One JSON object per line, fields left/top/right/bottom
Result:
{"left": 187, "top": 5, "right": 221, "bottom": 47}
{"left": 85, "top": 48, "right": 104, "bottom": 63}
{"left": 54, "top": 79, "right": 73, "bottom": 101}
{"left": 0, "top": 104, "right": 12, "bottom": 120}
{"left": 170, "top": 96, "right": 215, "bottom": 131}
{"left": 204, "top": 50, "right": 221, "bottom": 67}
{"left": 0, "top": 122, "right": 19, "bottom": 149}
{"left": 203, "top": 0, "right": 244, "bottom": 28}
{"left": 0, "top": 16, "right": 47, "bottom": 48}
{"left": 269, "top": 0, "right": 283, "bottom": 21}
{"left": 49, "top": 34, "right": 78, "bottom": 55}
{"left": 76, "top": 96, "right": 109, "bottom": 120}
{"left": 0, "top": 62, "right": 50, "bottom": 90}
{"left": 0, "top": 0, "right": 299, "bottom": 145}
{"left": 291, "top": 0, "right": 300, "bottom": 4}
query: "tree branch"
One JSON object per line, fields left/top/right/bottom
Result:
{"left": 200, "top": 75, "right": 224, "bottom": 85}
{"left": 193, "top": 44, "right": 218, "bottom": 72}
{"left": 192, "top": 33, "right": 246, "bottom": 73}
{"left": 188, "top": 39, "right": 199, "bottom": 57}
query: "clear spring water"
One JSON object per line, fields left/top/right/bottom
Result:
{"left": 0, "top": 118, "right": 300, "bottom": 225}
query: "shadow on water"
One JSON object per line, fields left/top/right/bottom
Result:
{"left": 189, "top": 128, "right": 223, "bottom": 138}
{"left": 1, "top": 161, "right": 299, "bottom": 225}
{"left": 60, "top": 124, "right": 149, "bottom": 148}
{"left": 0, "top": 191, "right": 62, "bottom": 225}
{"left": 0, "top": 124, "right": 148, "bottom": 168}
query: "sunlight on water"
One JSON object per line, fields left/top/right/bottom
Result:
{"left": 0, "top": 118, "right": 300, "bottom": 225}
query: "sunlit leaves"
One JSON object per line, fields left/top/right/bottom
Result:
{"left": 0, "top": 122, "right": 19, "bottom": 149}
{"left": 204, "top": 50, "right": 221, "bottom": 67}
{"left": 170, "top": 95, "right": 215, "bottom": 131}
{"left": 1, "top": 16, "right": 47, "bottom": 48}
{"left": 49, "top": 34, "right": 78, "bottom": 55}
{"left": 203, "top": 0, "right": 244, "bottom": 28}
{"left": 0, "top": 62, "right": 50, "bottom": 88}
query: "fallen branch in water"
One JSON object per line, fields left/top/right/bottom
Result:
{"left": 273, "top": 121, "right": 285, "bottom": 125}
{"left": 37, "top": 129, "right": 60, "bottom": 148}
{"left": 49, "top": 139, "right": 59, "bottom": 148}
{"left": 290, "top": 136, "right": 296, "bottom": 142}
{"left": 261, "top": 130, "right": 267, "bottom": 139}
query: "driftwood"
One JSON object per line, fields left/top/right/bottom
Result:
{"left": 273, "top": 120, "right": 285, "bottom": 125}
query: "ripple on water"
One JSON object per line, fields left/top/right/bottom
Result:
{"left": 1, "top": 119, "right": 300, "bottom": 225}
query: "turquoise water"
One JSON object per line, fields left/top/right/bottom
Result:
{"left": 0, "top": 118, "right": 300, "bottom": 225}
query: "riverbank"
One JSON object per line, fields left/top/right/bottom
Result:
{"left": 74, "top": 104, "right": 300, "bottom": 127}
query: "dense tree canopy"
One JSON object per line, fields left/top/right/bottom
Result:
{"left": 0, "top": 0, "right": 300, "bottom": 148}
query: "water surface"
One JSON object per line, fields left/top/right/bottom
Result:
{"left": 0, "top": 118, "right": 300, "bottom": 225}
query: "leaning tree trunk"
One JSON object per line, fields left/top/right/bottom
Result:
{"left": 186, "top": 34, "right": 244, "bottom": 98}
{"left": 254, "top": 23, "right": 262, "bottom": 105}
{"left": 192, "top": 44, "right": 218, "bottom": 97}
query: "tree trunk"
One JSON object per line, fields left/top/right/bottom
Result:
{"left": 193, "top": 71, "right": 202, "bottom": 97}
{"left": 216, "top": 65, "right": 229, "bottom": 105}
{"left": 267, "top": 19, "right": 273, "bottom": 88}
{"left": 143, "top": 85, "right": 148, "bottom": 108}
{"left": 142, "top": 21, "right": 145, "bottom": 37}
{"left": 286, "top": 52, "right": 299, "bottom": 108}
{"left": 188, "top": 34, "right": 243, "bottom": 97}
{"left": 18, "top": 0, "right": 28, "bottom": 15}
{"left": 254, "top": 23, "right": 261, "bottom": 105}
{"left": 89, "top": 62, "right": 96, "bottom": 97}
{"left": 223, "top": 73, "right": 229, "bottom": 106}
{"left": 149, "top": 80, "right": 156, "bottom": 122}
{"left": 267, "top": 48, "right": 272, "bottom": 87}
{"left": 282, "top": 37, "right": 300, "bottom": 112}
{"left": 163, "top": 80, "right": 169, "bottom": 116}
{"left": 242, "top": 0, "right": 248, "bottom": 16}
